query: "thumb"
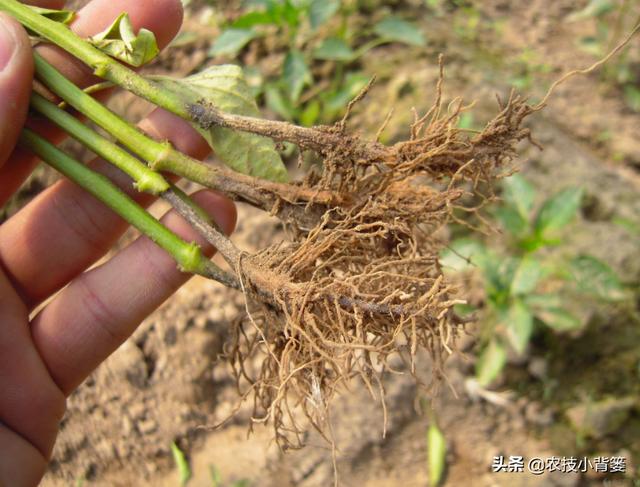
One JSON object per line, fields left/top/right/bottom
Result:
{"left": 0, "top": 13, "right": 33, "bottom": 167}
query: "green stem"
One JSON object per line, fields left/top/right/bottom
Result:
{"left": 30, "top": 91, "right": 169, "bottom": 194}
{"left": 19, "top": 128, "right": 226, "bottom": 281}
{"left": 32, "top": 53, "right": 230, "bottom": 191}
{"left": 0, "top": 0, "right": 189, "bottom": 118}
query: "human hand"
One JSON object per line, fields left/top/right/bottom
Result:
{"left": 0, "top": 2, "right": 236, "bottom": 485}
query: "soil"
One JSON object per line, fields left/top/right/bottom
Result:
{"left": 10, "top": 1, "right": 639, "bottom": 486}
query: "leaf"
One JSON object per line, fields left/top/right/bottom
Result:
{"left": 510, "top": 255, "right": 542, "bottom": 296}
{"left": 534, "top": 187, "right": 583, "bottom": 238}
{"left": 494, "top": 206, "right": 528, "bottom": 237}
{"left": 502, "top": 174, "right": 535, "bottom": 219}
{"left": 537, "top": 308, "right": 582, "bottom": 332}
{"left": 321, "top": 72, "right": 370, "bottom": 115}
{"left": 476, "top": 339, "right": 507, "bottom": 387}
{"left": 309, "top": 0, "right": 340, "bottom": 29}
{"left": 428, "top": 422, "right": 446, "bottom": 487}
{"left": 264, "top": 83, "right": 295, "bottom": 120}
{"left": 505, "top": 300, "right": 533, "bottom": 355}
{"left": 232, "top": 11, "right": 274, "bottom": 28}
{"left": 313, "top": 37, "right": 356, "bottom": 61}
{"left": 170, "top": 442, "right": 191, "bottom": 486}
{"left": 624, "top": 85, "right": 640, "bottom": 112}
{"left": 373, "top": 16, "right": 426, "bottom": 46}
{"left": 88, "top": 13, "right": 159, "bottom": 67}
{"left": 30, "top": 7, "right": 76, "bottom": 24}
{"left": 153, "top": 66, "right": 288, "bottom": 182}
{"left": 209, "top": 28, "right": 258, "bottom": 57}
{"left": 283, "top": 50, "right": 312, "bottom": 104}
{"left": 300, "top": 99, "right": 321, "bottom": 126}
{"left": 439, "top": 238, "right": 486, "bottom": 272}
{"left": 524, "top": 293, "right": 563, "bottom": 310}
{"left": 569, "top": 255, "right": 626, "bottom": 301}
{"left": 209, "top": 465, "right": 222, "bottom": 487}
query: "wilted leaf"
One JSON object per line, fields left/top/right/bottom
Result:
{"left": 534, "top": 187, "right": 583, "bottom": 238}
{"left": 476, "top": 339, "right": 507, "bottom": 387}
{"left": 209, "top": 28, "right": 258, "bottom": 57}
{"left": 153, "top": 66, "right": 288, "bottom": 182}
{"left": 505, "top": 300, "right": 533, "bottom": 355}
{"left": 510, "top": 255, "right": 542, "bottom": 295}
{"left": 428, "top": 421, "right": 446, "bottom": 487}
{"left": 88, "top": 13, "right": 159, "bottom": 67}
{"left": 313, "top": 37, "right": 356, "bottom": 61}
{"left": 170, "top": 442, "right": 191, "bottom": 486}
{"left": 502, "top": 174, "right": 535, "bottom": 219}
{"left": 373, "top": 16, "right": 426, "bottom": 46}
{"left": 283, "top": 50, "right": 312, "bottom": 103}
{"left": 309, "top": 0, "right": 340, "bottom": 29}
{"left": 30, "top": 7, "right": 76, "bottom": 24}
{"left": 537, "top": 308, "right": 582, "bottom": 332}
{"left": 569, "top": 255, "right": 626, "bottom": 301}
{"left": 439, "top": 238, "right": 486, "bottom": 272}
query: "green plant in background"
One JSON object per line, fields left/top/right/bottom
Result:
{"left": 209, "top": 0, "right": 426, "bottom": 125}
{"left": 441, "top": 175, "right": 626, "bottom": 387}
{"left": 171, "top": 442, "right": 192, "bottom": 486}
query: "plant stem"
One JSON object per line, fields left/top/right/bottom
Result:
{"left": 32, "top": 54, "right": 336, "bottom": 226}
{"left": 0, "top": 0, "right": 188, "bottom": 118}
{"left": 19, "top": 128, "right": 232, "bottom": 284}
{"left": 30, "top": 91, "right": 169, "bottom": 195}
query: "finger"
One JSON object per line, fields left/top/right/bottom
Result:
{"left": 0, "top": 0, "right": 184, "bottom": 205}
{"left": 0, "top": 423, "right": 47, "bottom": 487}
{"left": 0, "top": 270, "right": 66, "bottom": 461}
{"left": 0, "top": 108, "right": 211, "bottom": 309}
{"left": 0, "top": 13, "right": 34, "bottom": 166}
{"left": 31, "top": 190, "right": 237, "bottom": 394}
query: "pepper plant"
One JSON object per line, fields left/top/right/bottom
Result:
{"left": 441, "top": 175, "right": 627, "bottom": 387}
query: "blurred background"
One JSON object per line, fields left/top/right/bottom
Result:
{"left": 12, "top": 0, "right": 639, "bottom": 486}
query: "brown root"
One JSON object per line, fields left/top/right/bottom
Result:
{"left": 197, "top": 67, "right": 543, "bottom": 449}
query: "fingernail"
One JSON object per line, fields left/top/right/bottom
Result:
{"left": 0, "top": 15, "right": 17, "bottom": 72}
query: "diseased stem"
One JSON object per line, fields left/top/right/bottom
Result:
{"left": 19, "top": 129, "right": 231, "bottom": 283}
{"left": 30, "top": 91, "right": 169, "bottom": 195}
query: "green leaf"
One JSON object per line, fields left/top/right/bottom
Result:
{"left": 476, "top": 339, "right": 507, "bottom": 387}
{"left": 510, "top": 255, "right": 542, "bottom": 296}
{"left": 283, "top": 50, "right": 312, "bottom": 104}
{"left": 232, "top": 11, "right": 274, "bottom": 28}
{"left": 264, "top": 83, "right": 295, "bottom": 120}
{"left": 373, "top": 16, "right": 426, "bottom": 46}
{"left": 524, "top": 293, "right": 563, "bottom": 310}
{"left": 502, "top": 174, "right": 535, "bottom": 219}
{"left": 569, "top": 255, "right": 626, "bottom": 301}
{"left": 439, "top": 238, "right": 486, "bottom": 272}
{"left": 494, "top": 206, "right": 528, "bottom": 237}
{"left": 624, "top": 85, "right": 640, "bottom": 112}
{"left": 428, "top": 422, "right": 446, "bottom": 487}
{"left": 309, "top": 0, "right": 340, "bottom": 29}
{"left": 300, "top": 99, "right": 321, "bottom": 126}
{"left": 534, "top": 187, "right": 583, "bottom": 237}
{"left": 505, "top": 300, "right": 533, "bottom": 355}
{"left": 321, "top": 72, "right": 370, "bottom": 116}
{"left": 154, "top": 66, "right": 288, "bottom": 182}
{"left": 30, "top": 7, "right": 76, "bottom": 24}
{"left": 88, "top": 13, "right": 159, "bottom": 67}
{"left": 537, "top": 308, "right": 582, "bottom": 332}
{"left": 313, "top": 37, "right": 356, "bottom": 61}
{"left": 171, "top": 442, "right": 191, "bottom": 486}
{"left": 209, "top": 28, "right": 258, "bottom": 57}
